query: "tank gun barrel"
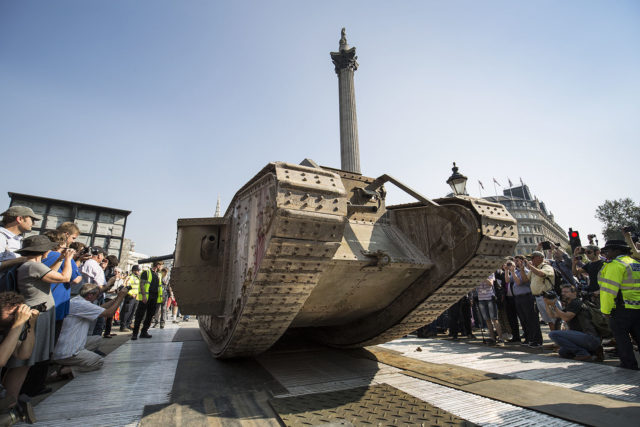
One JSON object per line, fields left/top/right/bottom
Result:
{"left": 137, "top": 253, "right": 174, "bottom": 264}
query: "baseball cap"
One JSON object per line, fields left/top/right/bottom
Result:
{"left": 1, "top": 206, "right": 42, "bottom": 221}
{"left": 530, "top": 251, "right": 544, "bottom": 258}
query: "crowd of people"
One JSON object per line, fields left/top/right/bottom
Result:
{"left": 424, "top": 231, "right": 640, "bottom": 370}
{"left": 0, "top": 206, "right": 186, "bottom": 425}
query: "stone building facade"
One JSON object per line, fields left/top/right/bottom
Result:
{"left": 484, "top": 185, "right": 569, "bottom": 255}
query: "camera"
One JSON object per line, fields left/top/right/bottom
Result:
{"left": 541, "top": 241, "right": 552, "bottom": 250}
{"left": 542, "top": 290, "right": 558, "bottom": 300}
{"left": 623, "top": 225, "right": 636, "bottom": 233}
{"left": 30, "top": 302, "right": 47, "bottom": 312}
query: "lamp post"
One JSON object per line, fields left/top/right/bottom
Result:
{"left": 446, "top": 162, "right": 468, "bottom": 196}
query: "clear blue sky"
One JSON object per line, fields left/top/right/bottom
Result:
{"left": 1, "top": 1, "right": 639, "bottom": 255}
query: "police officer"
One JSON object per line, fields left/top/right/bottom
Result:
{"left": 131, "top": 261, "right": 164, "bottom": 340}
{"left": 119, "top": 265, "right": 140, "bottom": 332}
{"left": 598, "top": 239, "right": 640, "bottom": 370}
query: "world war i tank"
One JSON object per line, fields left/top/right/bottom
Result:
{"left": 169, "top": 30, "right": 517, "bottom": 359}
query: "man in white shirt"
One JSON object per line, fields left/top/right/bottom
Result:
{"left": 77, "top": 247, "right": 107, "bottom": 296}
{"left": 0, "top": 206, "right": 42, "bottom": 265}
{"left": 52, "top": 284, "right": 128, "bottom": 373}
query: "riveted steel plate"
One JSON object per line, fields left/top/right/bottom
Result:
{"left": 270, "top": 383, "right": 475, "bottom": 426}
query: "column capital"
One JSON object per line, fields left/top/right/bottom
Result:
{"left": 330, "top": 48, "right": 358, "bottom": 74}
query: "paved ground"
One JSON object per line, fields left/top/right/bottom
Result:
{"left": 20, "top": 321, "right": 640, "bottom": 426}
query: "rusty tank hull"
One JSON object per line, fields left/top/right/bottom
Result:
{"left": 170, "top": 161, "right": 517, "bottom": 358}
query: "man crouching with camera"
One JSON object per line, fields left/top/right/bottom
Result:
{"left": 544, "top": 284, "right": 603, "bottom": 361}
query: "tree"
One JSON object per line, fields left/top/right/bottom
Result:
{"left": 595, "top": 198, "right": 640, "bottom": 240}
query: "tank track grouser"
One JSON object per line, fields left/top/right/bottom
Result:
{"left": 170, "top": 161, "right": 517, "bottom": 358}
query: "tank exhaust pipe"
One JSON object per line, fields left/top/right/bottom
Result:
{"left": 331, "top": 28, "right": 361, "bottom": 174}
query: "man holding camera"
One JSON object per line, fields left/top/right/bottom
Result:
{"left": 545, "top": 285, "right": 603, "bottom": 361}
{"left": 525, "top": 251, "right": 562, "bottom": 333}
{"left": 572, "top": 245, "right": 605, "bottom": 300}
{"left": 79, "top": 247, "right": 107, "bottom": 293}
{"left": 52, "top": 284, "right": 129, "bottom": 373}
{"left": 0, "top": 292, "right": 39, "bottom": 425}
{"left": 508, "top": 255, "right": 543, "bottom": 347}
{"left": 598, "top": 239, "right": 640, "bottom": 370}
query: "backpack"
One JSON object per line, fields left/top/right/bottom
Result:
{"left": 545, "top": 265, "right": 566, "bottom": 295}
{"left": 0, "top": 262, "right": 23, "bottom": 293}
{"left": 580, "top": 300, "right": 612, "bottom": 339}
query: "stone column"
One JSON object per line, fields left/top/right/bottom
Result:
{"left": 330, "top": 28, "right": 361, "bottom": 174}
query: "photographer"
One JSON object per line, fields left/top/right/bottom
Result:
{"left": 52, "top": 283, "right": 128, "bottom": 373}
{"left": 524, "top": 251, "right": 562, "bottom": 332}
{"left": 41, "top": 230, "right": 82, "bottom": 341}
{"left": 0, "top": 235, "right": 74, "bottom": 401}
{"left": 572, "top": 245, "right": 604, "bottom": 302}
{"left": 545, "top": 284, "right": 603, "bottom": 361}
{"left": 0, "top": 292, "right": 39, "bottom": 425}
{"left": 547, "top": 243, "right": 578, "bottom": 286}
{"left": 508, "top": 256, "right": 543, "bottom": 347}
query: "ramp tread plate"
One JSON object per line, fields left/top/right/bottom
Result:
{"left": 270, "top": 383, "right": 475, "bottom": 426}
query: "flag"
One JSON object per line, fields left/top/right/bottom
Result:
{"left": 508, "top": 178, "right": 513, "bottom": 187}
{"left": 478, "top": 180, "right": 484, "bottom": 190}
{"left": 493, "top": 178, "right": 501, "bottom": 186}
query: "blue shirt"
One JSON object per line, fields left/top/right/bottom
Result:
{"left": 513, "top": 268, "right": 532, "bottom": 296}
{"left": 42, "top": 251, "right": 80, "bottom": 321}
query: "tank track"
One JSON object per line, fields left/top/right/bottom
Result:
{"left": 200, "top": 163, "right": 348, "bottom": 358}
{"left": 354, "top": 198, "right": 517, "bottom": 347}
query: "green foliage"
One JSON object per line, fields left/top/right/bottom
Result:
{"left": 595, "top": 198, "right": 640, "bottom": 240}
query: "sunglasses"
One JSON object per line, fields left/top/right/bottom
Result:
{"left": 585, "top": 250, "right": 593, "bottom": 254}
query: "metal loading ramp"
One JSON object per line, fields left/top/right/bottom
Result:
{"left": 20, "top": 326, "right": 640, "bottom": 426}
{"left": 270, "top": 383, "right": 475, "bottom": 426}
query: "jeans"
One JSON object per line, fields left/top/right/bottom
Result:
{"left": 535, "top": 295, "right": 562, "bottom": 323}
{"left": 505, "top": 296, "right": 520, "bottom": 340}
{"left": 549, "top": 330, "right": 600, "bottom": 358}
{"left": 120, "top": 296, "right": 138, "bottom": 329}
{"left": 478, "top": 299, "right": 498, "bottom": 321}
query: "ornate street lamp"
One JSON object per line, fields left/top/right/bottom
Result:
{"left": 446, "top": 162, "right": 468, "bottom": 196}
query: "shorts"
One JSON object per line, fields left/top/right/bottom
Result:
{"left": 478, "top": 299, "right": 498, "bottom": 321}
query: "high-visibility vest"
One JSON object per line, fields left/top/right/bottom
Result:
{"left": 127, "top": 275, "right": 140, "bottom": 298}
{"left": 598, "top": 255, "right": 640, "bottom": 314}
{"left": 137, "top": 270, "right": 164, "bottom": 303}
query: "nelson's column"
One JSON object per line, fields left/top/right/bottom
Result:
{"left": 331, "top": 28, "right": 361, "bottom": 174}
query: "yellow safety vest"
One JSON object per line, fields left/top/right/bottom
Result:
{"left": 137, "top": 270, "right": 164, "bottom": 303}
{"left": 598, "top": 255, "right": 640, "bottom": 314}
{"left": 127, "top": 275, "right": 140, "bottom": 298}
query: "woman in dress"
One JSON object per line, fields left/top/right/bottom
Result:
{"left": 1, "top": 235, "right": 75, "bottom": 402}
